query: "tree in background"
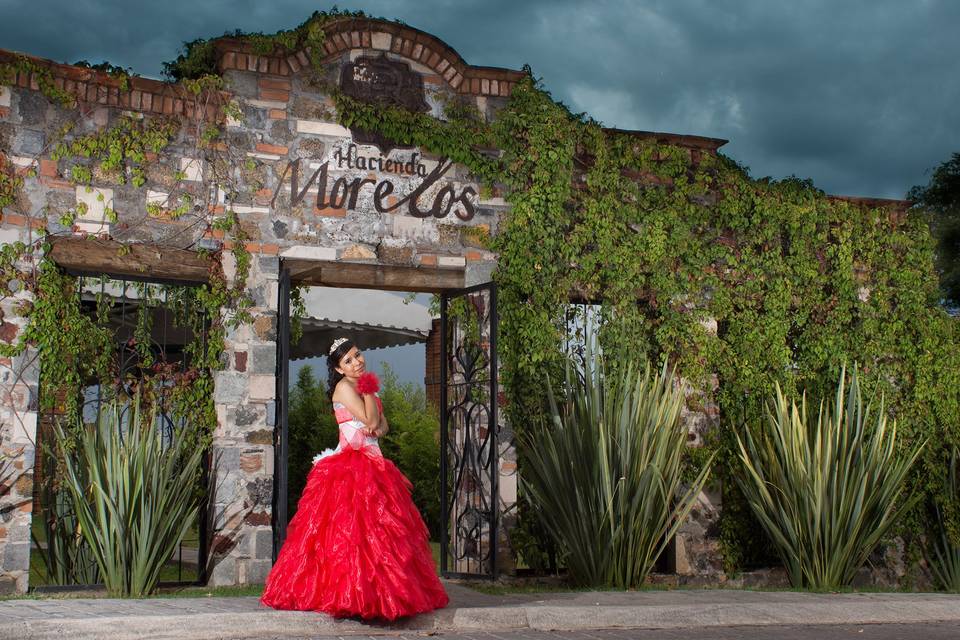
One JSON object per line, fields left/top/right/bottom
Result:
{"left": 909, "top": 152, "right": 960, "bottom": 309}
{"left": 286, "top": 363, "right": 441, "bottom": 539}
{"left": 286, "top": 366, "right": 338, "bottom": 520}
{"left": 377, "top": 363, "right": 442, "bottom": 540}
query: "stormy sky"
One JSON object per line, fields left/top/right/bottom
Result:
{"left": 2, "top": 0, "right": 958, "bottom": 199}
{"left": 2, "top": 0, "right": 957, "bottom": 384}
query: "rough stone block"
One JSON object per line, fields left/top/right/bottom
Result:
{"left": 371, "top": 32, "right": 392, "bottom": 51}
{"left": 255, "top": 529, "right": 274, "bottom": 560}
{"left": 438, "top": 256, "right": 466, "bottom": 268}
{"left": 214, "top": 372, "right": 246, "bottom": 404}
{"left": 208, "top": 555, "right": 237, "bottom": 587}
{"left": 249, "top": 344, "right": 277, "bottom": 374}
{"left": 7, "top": 411, "right": 37, "bottom": 445}
{"left": 340, "top": 243, "right": 377, "bottom": 260}
{"left": 1, "top": 543, "right": 29, "bottom": 571}
{"left": 279, "top": 246, "right": 337, "bottom": 261}
{"left": 75, "top": 186, "right": 113, "bottom": 223}
{"left": 377, "top": 240, "right": 415, "bottom": 265}
{"left": 12, "top": 129, "right": 44, "bottom": 155}
{"left": 248, "top": 374, "right": 276, "bottom": 401}
{"left": 179, "top": 157, "right": 204, "bottom": 182}
{"left": 263, "top": 399, "right": 276, "bottom": 427}
{"left": 295, "top": 120, "right": 350, "bottom": 138}
{"left": 213, "top": 471, "right": 242, "bottom": 507}
{"left": 252, "top": 314, "right": 277, "bottom": 341}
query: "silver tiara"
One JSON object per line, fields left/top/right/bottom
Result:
{"left": 329, "top": 337, "right": 349, "bottom": 355}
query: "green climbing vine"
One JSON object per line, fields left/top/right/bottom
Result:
{"left": 0, "top": 51, "right": 260, "bottom": 451}
{"left": 323, "top": 65, "right": 960, "bottom": 576}
{"left": 3, "top": 10, "right": 958, "bottom": 583}
{"left": 163, "top": 8, "right": 381, "bottom": 81}
{"left": 0, "top": 55, "right": 76, "bottom": 107}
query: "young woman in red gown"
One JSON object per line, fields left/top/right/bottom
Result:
{"left": 261, "top": 338, "right": 448, "bottom": 620}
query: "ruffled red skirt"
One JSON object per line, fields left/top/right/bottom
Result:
{"left": 260, "top": 447, "right": 448, "bottom": 620}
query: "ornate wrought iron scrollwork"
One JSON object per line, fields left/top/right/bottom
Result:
{"left": 440, "top": 283, "right": 499, "bottom": 577}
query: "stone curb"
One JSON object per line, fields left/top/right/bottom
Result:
{"left": 449, "top": 599, "right": 960, "bottom": 631}
{"left": 3, "top": 595, "right": 960, "bottom": 640}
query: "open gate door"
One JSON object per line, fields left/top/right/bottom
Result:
{"left": 440, "top": 282, "right": 500, "bottom": 578}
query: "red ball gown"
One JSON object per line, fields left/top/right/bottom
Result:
{"left": 261, "top": 398, "right": 448, "bottom": 620}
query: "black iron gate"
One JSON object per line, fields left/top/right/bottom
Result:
{"left": 32, "top": 271, "right": 211, "bottom": 589}
{"left": 272, "top": 266, "right": 291, "bottom": 559}
{"left": 440, "top": 281, "right": 500, "bottom": 578}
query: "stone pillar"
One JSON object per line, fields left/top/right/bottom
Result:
{"left": 496, "top": 415, "right": 518, "bottom": 575}
{"left": 672, "top": 319, "right": 725, "bottom": 579}
{"left": 0, "top": 229, "right": 39, "bottom": 595}
{"left": 207, "top": 253, "right": 279, "bottom": 586}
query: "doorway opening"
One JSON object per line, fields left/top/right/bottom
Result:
{"left": 274, "top": 262, "right": 503, "bottom": 578}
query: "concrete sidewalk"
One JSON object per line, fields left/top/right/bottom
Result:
{"left": 1, "top": 582, "right": 959, "bottom": 640}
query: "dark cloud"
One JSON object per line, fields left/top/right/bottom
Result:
{"left": 2, "top": 0, "right": 958, "bottom": 198}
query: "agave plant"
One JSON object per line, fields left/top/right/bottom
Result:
{"left": 32, "top": 476, "right": 101, "bottom": 586}
{"left": 54, "top": 392, "right": 204, "bottom": 597}
{"left": 929, "top": 448, "right": 960, "bottom": 591}
{"left": 519, "top": 340, "right": 712, "bottom": 588}
{"left": 736, "top": 365, "right": 924, "bottom": 589}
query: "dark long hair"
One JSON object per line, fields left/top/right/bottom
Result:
{"left": 326, "top": 338, "right": 356, "bottom": 400}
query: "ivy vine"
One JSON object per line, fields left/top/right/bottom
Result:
{"left": 325, "top": 67, "right": 960, "bottom": 575}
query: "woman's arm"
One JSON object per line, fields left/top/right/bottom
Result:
{"left": 332, "top": 381, "right": 380, "bottom": 433}
{"left": 374, "top": 404, "right": 389, "bottom": 437}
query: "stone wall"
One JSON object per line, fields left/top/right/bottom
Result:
{"left": 0, "top": 227, "right": 39, "bottom": 595}
{"left": 0, "top": 18, "right": 520, "bottom": 592}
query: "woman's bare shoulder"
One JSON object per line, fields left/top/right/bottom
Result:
{"left": 332, "top": 378, "right": 357, "bottom": 402}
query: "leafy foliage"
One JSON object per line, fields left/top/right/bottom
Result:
{"left": 338, "top": 66, "right": 960, "bottom": 578}
{"left": 286, "top": 364, "right": 441, "bottom": 537}
{"left": 52, "top": 115, "right": 176, "bottom": 189}
{"left": 520, "top": 339, "right": 712, "bottom": 587}
{"left": 736, "top": 366, "right": 923, "bottom": 588}
{"left": 286, "top": 366, "right": 338, "bottom": 519}
{"left": 908, "top": 152, "right": 960, "bottom": 308}
{"left": 0, "top": 55, "right": 76, "bottom": 106}
{"left": 929, "top": 448, "right": 960, "bottom": 591}
{"left": 162, "top": 9, "right": 375, "bottom": 81}
{"left": 377, "top": 364, "right": 441, "bottom": 539}
{"left": 53, "top": 392, "right": 205, "bottom": 597}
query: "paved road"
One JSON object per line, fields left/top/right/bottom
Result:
{"left": 258, "top": 625, "right": 960, "bottom": 639}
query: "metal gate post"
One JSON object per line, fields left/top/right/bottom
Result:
{"left": 273, "top": 267, "right": 291, "bottom": 560}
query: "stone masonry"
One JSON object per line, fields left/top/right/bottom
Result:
{"left": 0, "top": 16, "right": 860, "bottom": 594}
{"left": 0, "top": 17, "right": 527, "bottom": 593}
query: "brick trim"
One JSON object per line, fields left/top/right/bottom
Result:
{"left": 0, "top": 50, "right": 227, "bottom": 119}
{"left": 213, "top": 17, "right": 528, "bottom": 98}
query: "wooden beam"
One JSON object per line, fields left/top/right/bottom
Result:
{"left": 48, "top": 237, "right": 212, "bottom": 284}
{"left": 284, "top": 259, "right": 465, "bottom": 292}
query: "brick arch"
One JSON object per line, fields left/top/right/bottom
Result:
{"left": 214, "top": 17, "right": 527, "bottom": 98}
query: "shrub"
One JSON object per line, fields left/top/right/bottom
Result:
{"left": 286, "top": 366, "right": 338, "bottom": 520}
{"left": 929, "top": 448, "right": 960, "bottom": 591}
{"left": 287, "top": 364, "right": 441, "bottom": 538}
{"left": 54, "top": 393, "right": 204, "bottom": 597}
{"left": 377, "top": 364, "right": 441, "bottom": 539}
{"left": 519, "top": 340, "right": 713, "bottom": 588}
{"left": 736, "top": 365, "right": 924, "bottom": 589}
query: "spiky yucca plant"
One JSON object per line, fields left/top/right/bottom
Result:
{"left": 929, "top": 449, "right": 960, "bottom": 591}
{"left": 54, "top": 393, "right": 204, "bottom": 597}
{"left": 520, "top": 341, "right": 712, "bottom": 588}
{"left": 736, "top": 365, "right": 923, "bottom": 589}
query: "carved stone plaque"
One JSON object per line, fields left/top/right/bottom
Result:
{"left": 340, "top": 55, "right": 429, "bottom": 152}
